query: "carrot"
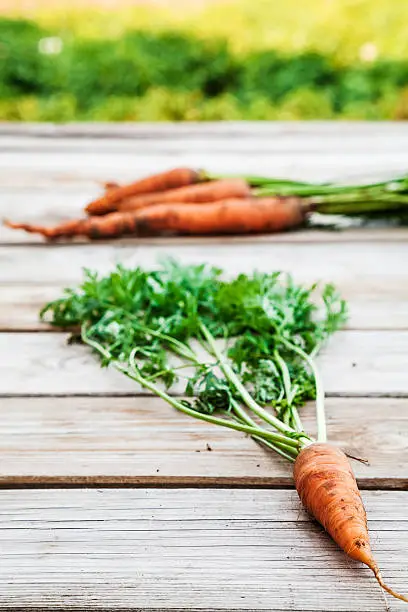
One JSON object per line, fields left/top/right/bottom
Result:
{"left": 4, "top": 197, "right": 307, "bottom": 240}
{"left": 116, "top": 179, "right": 251, "bottom": 212}
{"left": 4, "top": 213, "right": 140, "bottom": 240}
{"left": 4, "top": 218, "right": 94, "bottom": 240}
{"left": 294, "top": 442, "right": 408, "bottom": 603}
{"left": 133, "top": 197, "right": 306, "bottom": 235}
{"left": 86, "top": 167, "right": 203, "bottom": 216}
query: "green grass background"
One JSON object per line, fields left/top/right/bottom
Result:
{"left": 1, "top": 0, "right": 408, "bottom": 121}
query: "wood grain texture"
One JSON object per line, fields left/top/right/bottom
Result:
{"left": 0, "top": 285, "right": 60, "bottom": 331}
{"left": 1, "top": 239, "right": 407, "bottom": 330}
{"left": 1, "top": 123, "right": 408, "bottom": 192}
{"left": 1, "top": 150, "right": 407, "bottom": 188}
{"left": 2, "top": 119, "right": 408, "bottom": 140}
{"left": 0, "top": 330, "right": 407, "bottom": 396}
{"left": 0, "top": 396, "right": 407, "bottom": 487}
{"left": 0, "top": 488, "right": 407, "bottom": 611}
{"left": 2, "top": 240, "right": 406, "bottom": 288}
{"left": 2, "top": 134, "right": 408, "bottom": 155}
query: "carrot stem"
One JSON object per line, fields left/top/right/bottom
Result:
{"left": 127, "top": 353, "right": 300, "bottom": 447}
{"left": 279, "top": 337, "right": 326, "bottom": 443}
{"left": 274, "top": 349, "right": 304, "bottom": 434}
{"left": 124, "top": 316, "right": 200, "bottom": 364}
{"left": 208, "top": 172, "right": 314, "bottom": 187}
{"left": 81, "top": 324, "right": 301, "bottom": 449}
{"left": 230, "top": 399, "right": 297, "bottom": 461}
{"left": 199, "top": 322, "right": 301, "bottom": 439}
{"left": 108, "top": 319, "right": 301, "bottom": 457}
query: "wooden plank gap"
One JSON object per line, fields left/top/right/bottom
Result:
{"left": 0, "top": 477, "right": 407, "bottom": 491}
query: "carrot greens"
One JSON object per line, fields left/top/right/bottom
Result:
{"left": 41, "top": 259, "right": 347, "bottom": 454}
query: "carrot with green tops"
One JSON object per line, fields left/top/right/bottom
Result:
{"left": 115, "top": 178, "right": 251, "bottom": 212}
{"left": 5, "top": 197, "right": 307, "bottom": 239}
{"left": 86, "top": 167, "right": 204, "bottom": 216}
{"left": 39, "top": 260, "right": 408, "bottom": 604}
{"left": 194, "top": 323, "right": 408, "bottom": 605}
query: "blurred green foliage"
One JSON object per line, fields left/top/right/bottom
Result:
{"left": 1, "top": 15, "right": 408, "bottom": 121}
{"left": 27, "top": 0, "right": 408, "bottom": 62}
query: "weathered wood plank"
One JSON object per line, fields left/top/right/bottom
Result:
{"left": 2, "top": 241, "right": 406, "bottom": 287}
{"left": 1, "top": 123, "right": 408, "bottom": 185}
{"left": 0, "top": 285, "right": 59, "bottom": 331}
{"left": 1, "top": 150, "right": 407, "bottom": 187}
{"left": 1, "top": 123, "right": 407, "bottom": 192}
{"left": 1, "top": 120, "right": 408, "bottom": 139}
{"left": 2, "top": 133, "right": 408, "bottom": 154}
{"left": 0, "top": 396, "right": 406, "bottom": 487}
{"left": 0, "top": 488, "right": 407, "bottom": 611}
{"left": 1, "top": 240, "right": 407, "bottom": 330}
{"left": 0, "top": 330, "right": 407, "bottom": 396}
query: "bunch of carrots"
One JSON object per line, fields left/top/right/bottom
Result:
{"left": 5, "top": 166, "right": 408, "bottom": 239}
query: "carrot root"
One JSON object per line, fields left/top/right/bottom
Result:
{"left": 371, "top": 564, "right": 408, "bottom": 604}
{"left": 117, "top": 178, "right": 251, "bottom": 212}
{"left": 4, "top": 219, "right": 57, "bottom": 239}
{"left": 4, "top": 197, "right": 307, "bottom": 240}
{"left": 86, "top": 167, "right": 203, "bottom": 216}
{"left": 133, "top": 197, "right": 306, "bottom": 235}
{"left": 294, "top": 442, "right": 408, "bottom": 604}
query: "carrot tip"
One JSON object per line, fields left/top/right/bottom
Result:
{"left": 371, "top": 564, "right": 408, "bottom": 603}
{"left": 3, "top": 219, "right": 22, "bottom": 229}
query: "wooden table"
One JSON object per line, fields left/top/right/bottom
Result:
{"left": 1, "top": 123, "right": 407, "bottom": 611}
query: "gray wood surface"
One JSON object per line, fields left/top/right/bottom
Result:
{"left": 6, "top": 148, "right": 405, "bottom": 184}
{"left": 2, "top": 122, "right": 408, "bottom": 193}
{"left": 0, "top": 488, "right": 407, "bottom": 611}
{"left": 1, "top": 330, "right": 407, "bottom": 395}
{"left": 0, "top": 396, "right": 407, "bottom": 488}
{"left": 0, "top": 123, "right": 407, "bottom": 611}
{"left": 3, "top": 241, "right": 407, "bottom": 285}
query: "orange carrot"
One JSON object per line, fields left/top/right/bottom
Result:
{"left": 133, "top": 197, "right": 306, "bottom": 235}
{"left": 86, "top": 167, "right": 203, "bottom": 216}
{"left": 294, "top": 442, "right": 408, "bottom": 603}
{"left": 5, "top": 197, "right": 306, "bottom": 239}
{"left": 4, "top": 213, "right": 141, "bottom": 240}
{"left": 116, "top": 179, "right": 251, "bottom": 212}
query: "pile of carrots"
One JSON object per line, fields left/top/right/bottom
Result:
{"left": 4, "top": 167, "right": 308, "bottom": 239}
{"left": 5, "top": 165, "right": 408, "bottom": 239}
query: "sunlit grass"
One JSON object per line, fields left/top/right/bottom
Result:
{"left": 3, "top": 0, "right": 408, "bottom": 62}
